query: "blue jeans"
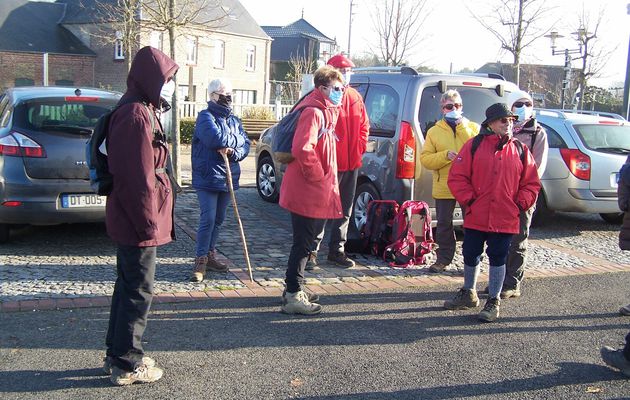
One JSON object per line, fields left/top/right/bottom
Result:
{"left": 195, "top": 189, "right": 230, "bottom": 257}
{"left": 462, "top": 228, "right": 513, "bottom": 267}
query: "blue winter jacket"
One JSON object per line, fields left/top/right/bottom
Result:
{"left": 191, "top": 101, "right": 250, "bottom": 191}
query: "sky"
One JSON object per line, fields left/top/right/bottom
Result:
{"left": 239, "top": 0, "right": 630, "bottom": 89}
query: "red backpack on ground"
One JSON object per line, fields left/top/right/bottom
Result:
{"left": 383, "top": 200, "right": 436, "bottom": 268}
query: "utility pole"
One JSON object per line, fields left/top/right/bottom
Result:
{"left": 624, "top": 2, "right": 630, "bottom": 120}
{"left": 347, "top": 0, "right": 354, "bottom": 57}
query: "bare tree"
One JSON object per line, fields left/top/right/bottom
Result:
{"left": 468, "top": 0, "right": 556, "bottom": 86}
{"left": 370, "top": 0, "right": 431, "bottom": 66}
{"left": 285, "top": 54, "right": 316, "bottom": 102}
{"left": 572, "top": 7, "right": 616, "bottom": 110}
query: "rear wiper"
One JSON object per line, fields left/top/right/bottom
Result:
{"left": 594, "top": 147, "right": 630, "bottom": 154}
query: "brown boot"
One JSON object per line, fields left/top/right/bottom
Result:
{"left": 207, "top": 250, "right": 229, "bottom": 273}
{"left": 190, "top": 256, "right": 207, "bottom": 282}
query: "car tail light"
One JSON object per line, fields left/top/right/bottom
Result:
{"left": 2, "top": 201, "right": 22, "bottom": 207}
{"left": 560, "top": 148, "right": 590, "bottom": 180}
{"left": 396, "top": 121, "right": 415, "bottom": 179}
{"left": 0, "top": 132, "right": 46, "bottom": 158}
{"left": 65, "top": 96, "right": 99, "bottom": 102}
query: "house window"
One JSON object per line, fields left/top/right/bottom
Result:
{"left": 114, "top": 31, "right": 124, "bottom": 60}
{"left": 186, "top": 36, "right": 198, "bottom": 65}
{"left": 55, "top": 79, "right": 74, "bottom": 86}
{"left": 150, "top": 31, "right": 162, "bottom": 50}
{"left": 14, "top": 78, "right": 34, "bottom": 87}
{"left": 233, "top": 90, "right": 256, "bottom": 105}
{"left": 245, "top": 45, "right": 255, "bottom": 71}
{"left": 213, "top": 40, "right": 225, "bottom": 69}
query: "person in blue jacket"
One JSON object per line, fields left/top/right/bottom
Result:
{"left": 190, "top": 78, "right": 250, "bottom": 282}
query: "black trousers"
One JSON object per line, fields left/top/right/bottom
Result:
{"left": 286, "top": 213, "right": 322, "bottom": 293}
{"left": 105, "top": 245, "right": 156, "bottom": 371}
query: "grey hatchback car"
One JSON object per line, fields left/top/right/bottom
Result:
{"left": 534, "top": 109, "right": 630, "bottom": 223}
{"left": 0, "top": 86, "right": 120, "bottom": 242}
{"left": 256, "top": 67, "right": 521, "bottom": 241}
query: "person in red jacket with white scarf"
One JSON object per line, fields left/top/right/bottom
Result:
{"left": 445, "top": 103, "right": 541, "bottom": 322}
{"left": 308, "top": 53, "right": 370, "bottom": 269}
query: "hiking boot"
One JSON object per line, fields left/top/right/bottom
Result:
{"left": 619, "top": 304, "right": 630, "bottom": 316}
{"left": 429, "top": 262, "right": 448, "bottom": 273}
{"left": 601, "top": 346, "right": 630, "bottom": 377}
{"left": 444, "top": 288, "right": 480, "bottom": 310}
{"left": 110, "top": 364, "right": 163, "bottom": 386}
{"left": 501, "top": 287, "right": 521, "bottom": 299}
{"left": 282, "top": 289, "right": 320, "bottom": 305}
{"left": 280, "top": 290, "right": 322, "bottom": 315}
{"left": 207, "top": 250, "right": 229, "bottom": 273}
{"left": 327, "top": 251, "right": 355, "bottom": 268}
{"left": 103, "top": 356, "right": 155, "bottom": 375}
{"left": 190, "top": 256, "right": 207, "bottom": 282}
{"left": 479, "top": 297, "right": 501, "bottom": 322}
{"left": 305, "top": 251, "right": 318, "bottom": 271}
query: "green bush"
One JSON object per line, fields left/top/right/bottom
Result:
{"left": 241, "top": 106, "right": 275, "bottom": 120}
{"left": 180, "top": 118, "right": 195, "bottom": 144}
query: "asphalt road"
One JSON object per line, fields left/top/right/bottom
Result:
{"left": 2, "top": 272, "right": 630, "bottom": 399}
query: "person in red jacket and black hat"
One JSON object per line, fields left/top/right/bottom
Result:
{"left": 308, "top": 53, "right": 370, "bottom": 269}
{"left": 445, "top": 103, "right": 541, "bottom": 323}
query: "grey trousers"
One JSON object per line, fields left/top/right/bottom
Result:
{"left": 435, "top": 198, "right": 458, "bottom": 265}
{"left": 314, "top": 169, "right": 359, "bottom": 254}
{"left": 504, "top": 204, "right": 536, "bottom": 290}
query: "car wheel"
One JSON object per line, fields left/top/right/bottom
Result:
{"left": 256, "top": 154, "right": 279, "bottom": 203}
{"left": 532, "top": 190, "right": 552, "bottom": 226}
{"left": 600, "top": 212, "right": 624, "bottom": 224}
{"left": 0, "top": 224, "right": 9, "bottom": 243}
{"left": 349, "top": 182, "right": 380, "bottom": 240}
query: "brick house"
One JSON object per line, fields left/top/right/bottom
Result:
{"left": 0, "top": 0, "right": 96, "bottom": 90}
{"left": 1, "top": 0, "right": 273, "bottom": 107}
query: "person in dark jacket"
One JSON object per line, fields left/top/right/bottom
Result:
{"left": 445, "top": 103, "right": 541, "bottom": 323}
{"left": 190, "top": 78, "right": 250, "bottom": 282}
{"left": 308, "top": 54, "right": 369, "bottom": 269}
{"left": 104, "top": 46, "right": 178, "bottom": 385}
{"left": 601, "top": 154, "right": 630, "bottom": 376}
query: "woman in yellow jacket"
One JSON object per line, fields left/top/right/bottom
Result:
{"left": 419, "top": 89, "right": 479, "bottom": 273}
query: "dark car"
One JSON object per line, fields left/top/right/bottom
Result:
{"left": 0, "top": 86, "right": 121, "bottom": 242}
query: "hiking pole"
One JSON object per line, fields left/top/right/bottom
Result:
{"left": 221, "top": 151, "right": 254, "bottom": 282}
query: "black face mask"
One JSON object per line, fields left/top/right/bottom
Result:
{"left": 217, "top": 94, "right": 232, "bottom": 108}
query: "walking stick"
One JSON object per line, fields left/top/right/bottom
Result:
{"left": 221, "top": 151, "right": 254, "bottom": 282}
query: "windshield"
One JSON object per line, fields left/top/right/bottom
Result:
{"left": 419, "top": 86, "right": 507, "bottom": 137}
{"left": 573, "top": 123, "right": 630, "bottom": 155}
{"left": 14, "top": 99, "right": 117, "bottom": 134}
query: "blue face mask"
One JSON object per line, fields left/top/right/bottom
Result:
{"left": 513, "top": 106, "right": 533, "bottom": 124}
{"left": 444, "top": 109, "right": 462, "bottom": 124}
{"left": 328, "top": 89, "right": 343, "bottom": 106}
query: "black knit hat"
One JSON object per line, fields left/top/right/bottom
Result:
{"left": 481, "top": 103, "right": 518, "bottom": 126}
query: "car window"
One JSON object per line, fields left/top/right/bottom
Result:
{"left": 351, "top": 83, "right": 368, "bottom": 99}
{"left": 418, "top": 85, "right": 508, "bottom": 138}
{"left": 363, "top": 84, "right": 399, "bottom": 138}
{"left": 573, "top": 124, "right": 630, "bottom": 154}
{"left": 538, "top": 123, "right": 567, "bottom": 148}
{"left": 0, "top": 96, "right": 10, "bottom": 128}
{"left": 14, "top": 99, "right": 116, "bottom": 132}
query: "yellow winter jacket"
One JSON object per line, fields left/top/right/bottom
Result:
{"left": 419, "top": 118, "right": 480, "bottom": 199}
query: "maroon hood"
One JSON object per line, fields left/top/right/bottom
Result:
{"left": 126, "top": 46, "right": 179, "bottom": 108}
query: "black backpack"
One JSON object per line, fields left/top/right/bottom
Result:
{"left": 86, "top": 101, "right": 156, "bottom": 196}
{"left": 358, "top": 200, "right": 400, "bottom": 256}
{"left": 470, "top": 133, "right": 525, "bottom": 164}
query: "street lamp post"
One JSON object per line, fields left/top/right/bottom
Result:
{"left": 624, "top": 3, "right": 630, "bottom": 120}
{"left": 545, "top": 30, "right": 585, "bottom": 110}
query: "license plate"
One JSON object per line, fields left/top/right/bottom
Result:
{"left": 61, "top": 194, "right": 106, "bottom": 208}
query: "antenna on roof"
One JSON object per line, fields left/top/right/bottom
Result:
{"left": 301, "top": 8, "right": 304, "bottom": 18}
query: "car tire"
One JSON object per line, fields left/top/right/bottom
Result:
{"left": 0, "top": 224, "right": 9, "bottom": 243}
{"left": 532, "top": 190, "right": 553, "bottom": 226}
{"left": 256, "top": 154, "right": 280, "bottom": 203}
{"left": 600, "top": 212, "right": 624, "bottom": 224}
{"left": 348, "top": 182, "right": 380, "bottom": 243}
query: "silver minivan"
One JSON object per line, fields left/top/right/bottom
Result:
{"left": 535, "top": 109, "right": 630, "bottom": 223}
{"left": 256, "top": 67, "right": 521, "bottom": 241}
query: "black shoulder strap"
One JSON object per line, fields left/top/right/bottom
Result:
{"left": 470, "top": 134, "right": 484, "bottom": 160}
{"left": 530, "top": 127, "right": 538, "bottom": 152}
{"left": 513, "top": 139, "right": 525, "bottom": 164}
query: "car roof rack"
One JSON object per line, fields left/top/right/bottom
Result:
{"left": 353, "top": 66, "right": 419, "bottom": 75}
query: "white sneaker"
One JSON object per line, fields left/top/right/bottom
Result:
{"left": 103, "top": 356, "right": 156, "bottom": 375}
{"left": 280, "top": 290, "right": 322, "bottom": 315}
{"left": 110, "top": 364, "right": 163, "bottom": 386}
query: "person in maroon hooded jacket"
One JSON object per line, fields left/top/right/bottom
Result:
{"left": 280, "top": 65, "right": 343, "bottom": 315}
{"left": 445, "top": 103, "right": 540, "bottom": 323}
{"left": 308, "top": 54, "right": 369, "bottom": 269}
{"left": 103, "top": 46, "right": 178, "bottom": 386}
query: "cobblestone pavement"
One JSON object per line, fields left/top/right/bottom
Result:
{"left": 1, "top": 144, "right": 628, "bottom": 304}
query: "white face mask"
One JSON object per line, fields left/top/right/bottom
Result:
{"left": 513, "top": 105, "right": 533, "bottom": 124}
{"left": 160, "top": 80, "right": 175, "bottom": 100}
{"left": 343, "top": 71, "right": 352, "bottom": 85}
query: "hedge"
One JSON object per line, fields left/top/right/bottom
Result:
{"left": 180, "top": 118, "right": 195, "bottom": 144}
